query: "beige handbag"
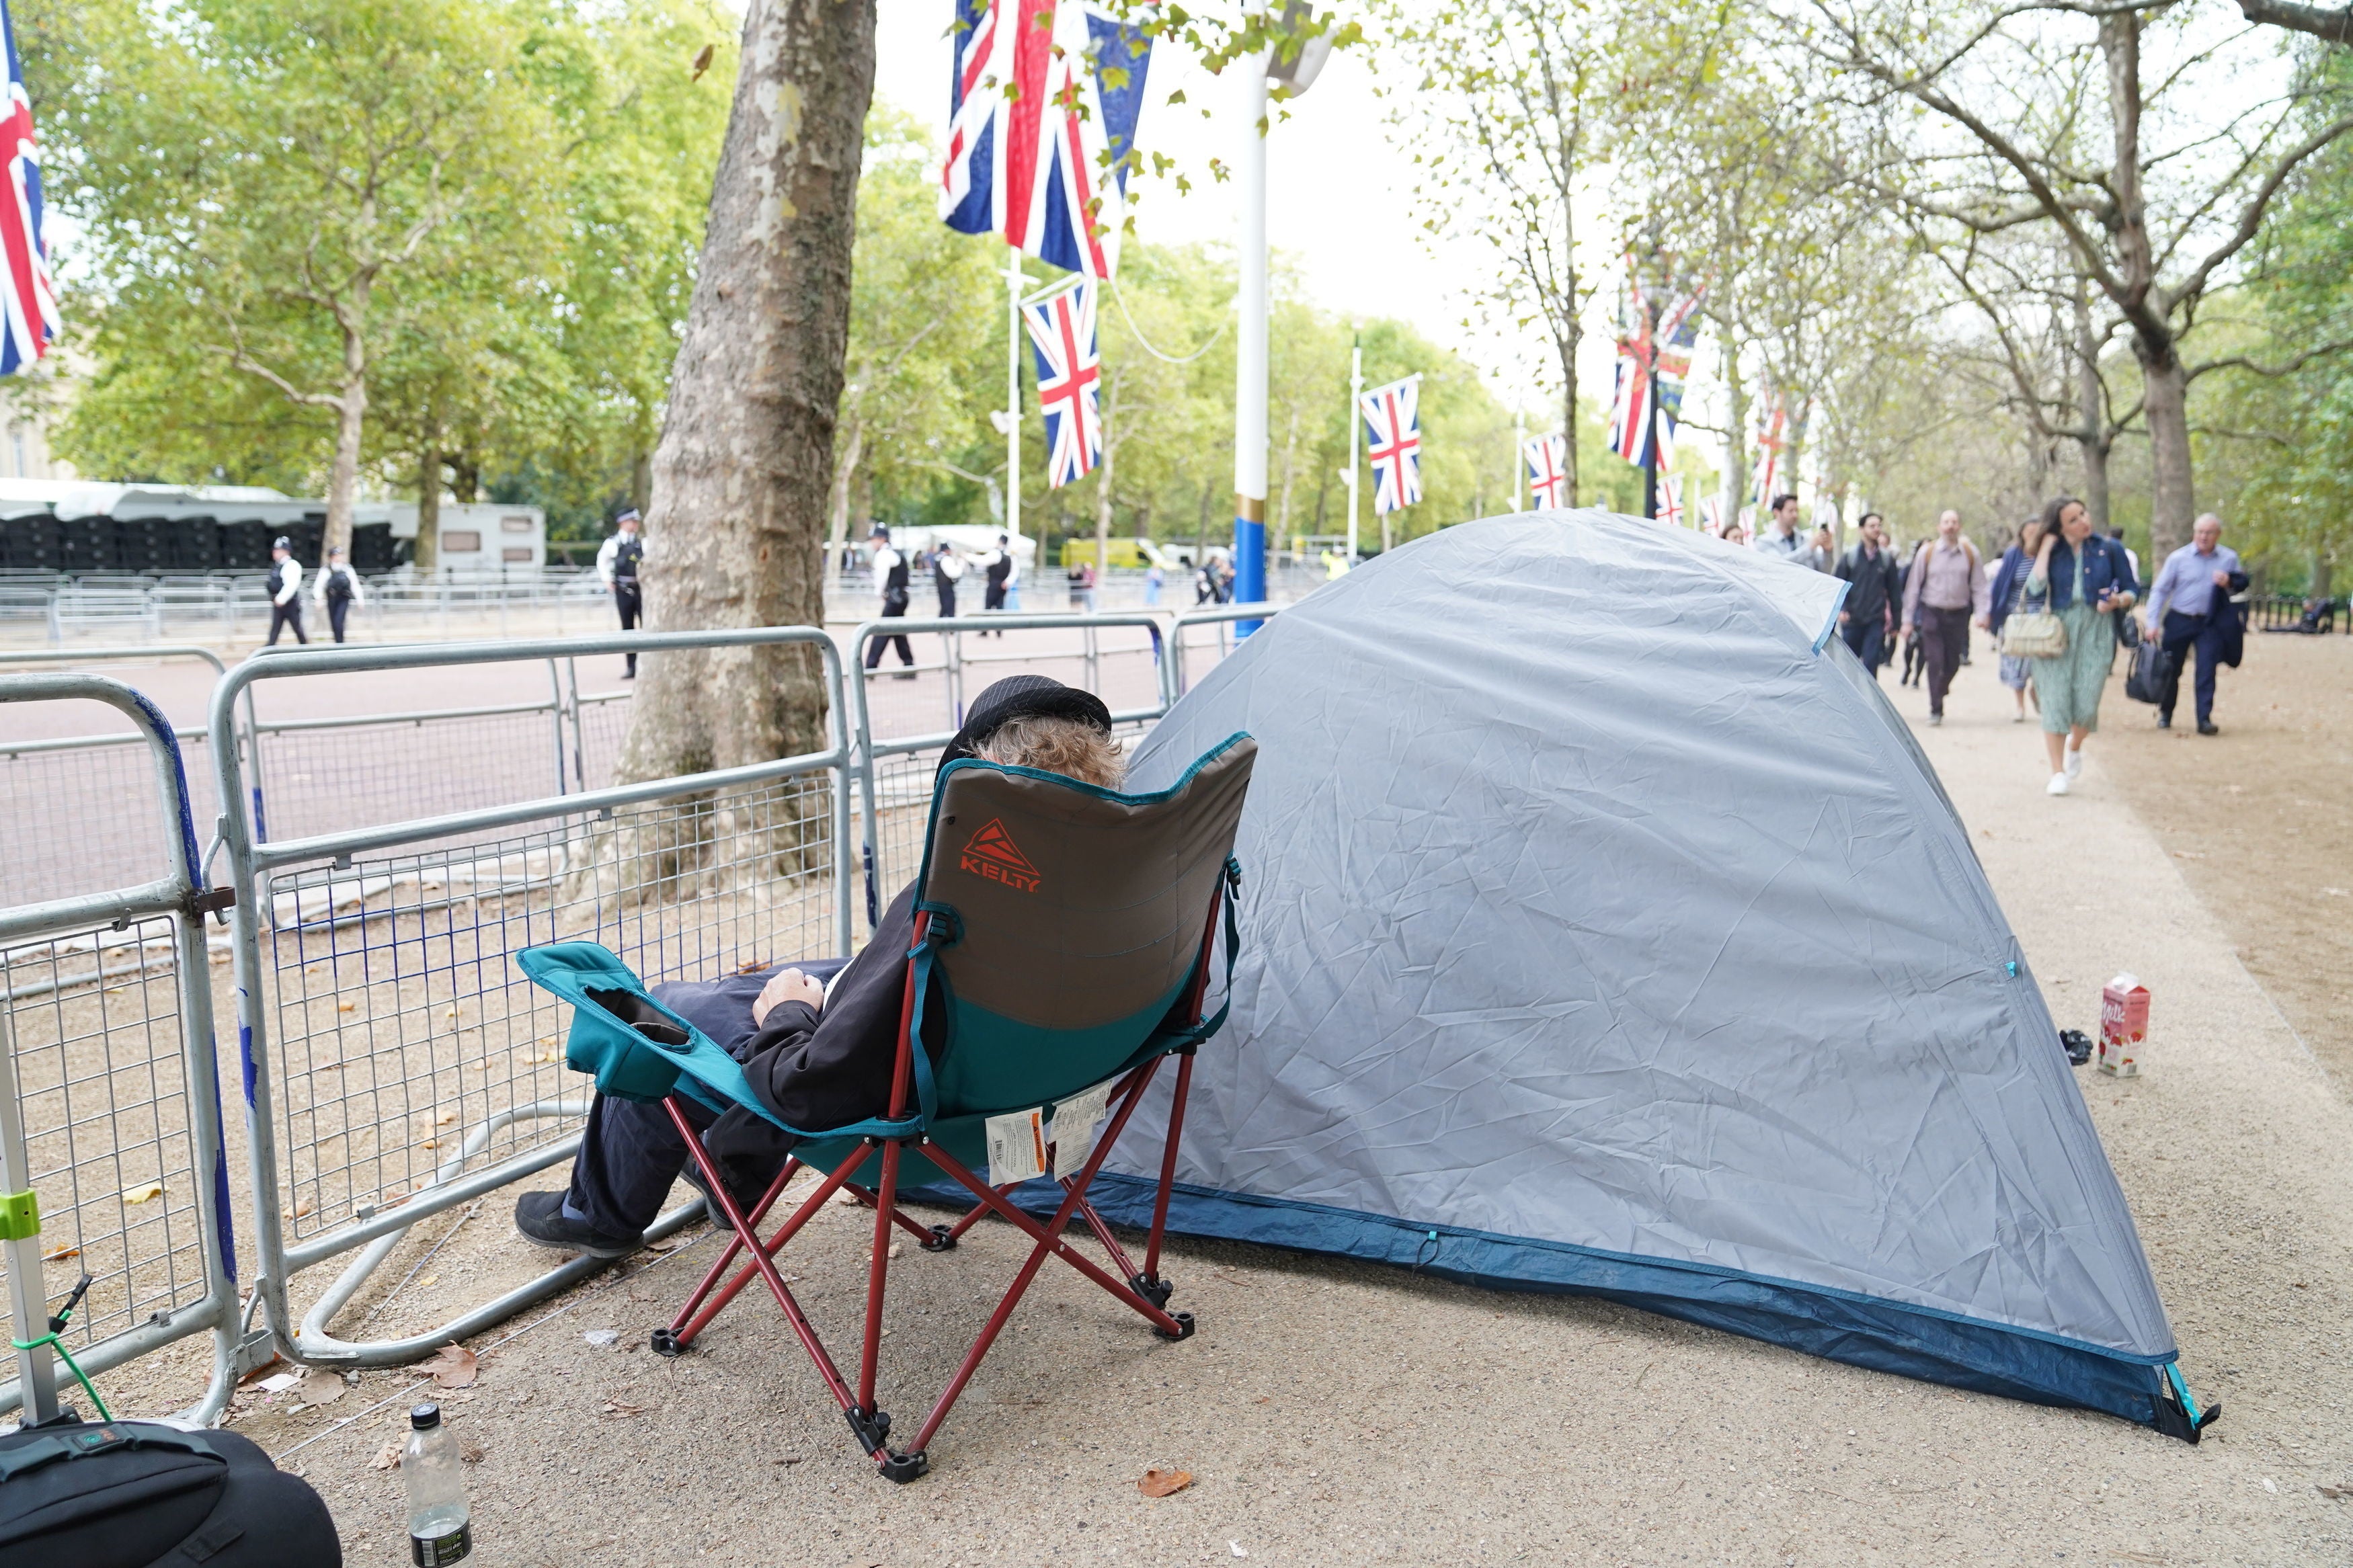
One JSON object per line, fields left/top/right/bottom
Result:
{"left": 2001, "top": 591, "right": 2069, "bottom": 659}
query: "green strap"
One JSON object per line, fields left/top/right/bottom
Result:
{"left": 6, "top": 1329, "right": 112, "bottom": 1423}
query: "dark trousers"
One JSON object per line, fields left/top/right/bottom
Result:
{"left": 613, "top": 583, "right": 641, "bottom": 675}
{"left": 2159, "top": 610, "right": 2226, "bottom": 725}
{"left": 865, "top": 598, "right": 914, "bottom": 669}
{"left": 1839, "top": 616, "right": 1888, "bottom": 675}
{"left": 326, "top": 598, "right": 350, "bottom": 643}
{"left": 266, "top": 602, "right": 305, "bottom": 645}
{"left": 982, "top": 579, "right": 1006, "bottom": 635}
{"left": 1917, "top": 605, "right": 1969, "bottom": 714}
{"left": 565, "top": 959, "right": 849, "bottom": 1236}
{"left": 936, "top": 583, "right": 956, "bottom": 618}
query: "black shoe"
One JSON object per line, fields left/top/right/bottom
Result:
{"left": 2157, "top": 716, "right": 2171, "bottom": 730}
{"left": 513, "top": 1191, "right": 640, "bottom": 1259}
{"left": 2198, "top": 721, "right": 2219, "bottom": 736}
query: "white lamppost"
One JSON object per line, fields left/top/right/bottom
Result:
{"left": 1233, "top": 7, "right": 1334, "bottom": 627}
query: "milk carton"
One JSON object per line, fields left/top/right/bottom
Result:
{"left": 2098, "top": 973, "right": 2149, "bottom": 1077}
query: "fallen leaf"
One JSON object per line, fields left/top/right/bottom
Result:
{"left": 459, "top": 1440, "right": 486, "bottom": 1464}
{"left": 292, "top": 1199, "right": 314, "bottom": 1219}
{"left": 298, "top": 1370, "right": 346, "bottom": 1407}
{"left": 120, "top": 1181, "right": 164, "bottom": 1204}
{"left": 600, "top": 1399, "right": 645, "bottom": 1418}
{"left": 1138, "top": 1467, "right": 1193, "bottom": 1497}
{"left": 371, "top": 1444, "right": 402, "bottom": 1471}
{"left": 428, "top": 1344, "right": 479, "bottom": 1389}
{"left": 421, "top": 1141, "right": 439, "bottom": 1151}
{"left": 436, "top": 1113, "right": 456, "bottom": 1126}
{"left": 419, "top": 1275, "right": 438, "bottom": 1288}
{"left": 41, "top": 1245, "right": 79, "bottom": 1262}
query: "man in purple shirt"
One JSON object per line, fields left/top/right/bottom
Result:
{"left": 1900, "top": 511, "right": 1989, "bottom": 726}
{"left": 2143, "top": 513, "right": 2246, "bottom": 735}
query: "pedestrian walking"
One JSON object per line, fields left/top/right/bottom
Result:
{"left": 932, "top": 542, "right": 963, "bottom": 618}
{"left": 1985, "top": 516, "right": 2048, "bottom": 724}
{"left": 1833, "top": 513, "right": 1901, "bottom": 676}
{"left": 1195, "top": 553, "right": 1218, "bottom": 605}
{"left": 595, "top": 507, "right": 645, "bottom": 678}
{"left": 1144, "top": 561, "right": 1164, "bottom": 606}
{"left": 2021, "top": 496, "right": 2139, "bottom": 795}
{"left": 2143, "top": 511, "right": 2245, "bottom": 735}
{"left": 865, "top": 524, "right": 915, "bottom": 675}
{"left": 2108, "top": 526, "right": 2141, "bottom": 589}
{"left": 1899, "top": 510, "right": 1988, "bottom": 726}
{"left": 311, "top": 546, "right": 366, "bottom": 644}
{"left": 1752, "top": 495, "right": 1808, "bottom": 563}
{"left": 266, "top": 536, "right": 307, "bottom": 645}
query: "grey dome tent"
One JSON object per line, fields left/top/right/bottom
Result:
{"left": 1088, "top": 511, "right": 2207, "bottom": 1439}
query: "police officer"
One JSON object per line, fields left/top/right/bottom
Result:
{"left": 596, "top": 507, "right": 645, "bottom": 678}
{"left": 932, "top": 541, "right": 963, "bottom": 618}
{"left": 311, "top": 545, "right": 366, "bottom": 643}
{"left": 266, "top": 536, "right": 307, "bottom": 645}
{"left": 865, "top": 524, "right": 915, "bottom": 674}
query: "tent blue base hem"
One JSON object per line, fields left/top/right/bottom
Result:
{"left": 910, "top": 1172, "right": 2179, "bottom": 1434}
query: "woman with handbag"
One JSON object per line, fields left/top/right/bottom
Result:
{"left": 1985, "top": 518, "right": 2047, "bottom": 723}
{"left": 2013, "top": 497, "right": 2138, "bottom": 796}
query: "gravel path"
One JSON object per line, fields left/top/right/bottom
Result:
{"left": 205, "top": 655, "right": 2353, "bottom": 1567}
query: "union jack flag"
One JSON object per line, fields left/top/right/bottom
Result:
{"left": 1608, "top": 259, "right": 1702, "bottom": 469}
{"left": 1699, "top": 496, "right": 1727, "bottom": 536}
{"left": 1359, "top": 374, "right": 1422, "bottom": 515}
{"left": 941, "top": 1, "right": 1153, "bottom": 280}
{"left": 0, "top": 1, "right": 55, "bottom": 376}
{"left": 1751, "top": 394, "right": 1797, "bottom": 508}
{"left": 1023, "top": 281, "right": 1101, "bottom": 487}
{"left": 1656, "top": 474, "right": 1685, "bottom": 528}
{"left": 1521, "top": 432, "right": 1566, "bottom": 509}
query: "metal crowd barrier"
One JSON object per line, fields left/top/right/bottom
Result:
{"left": 210, "top": 628, "right": 854, "bottom": 1366}
{"left": 0, "top": 673, "right": 244, "bottom": 1424}
{"left": 1163, "top": 602, "right": 1284, "bottom": 704}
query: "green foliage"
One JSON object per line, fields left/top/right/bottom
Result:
{"left": 26, "top": 0, "right": 735, "bottom": 536}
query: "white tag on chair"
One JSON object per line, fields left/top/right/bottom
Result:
{"left": 984, "top": 1108, "right": 1048, "bottom": 1185}
{"left": 1050, "top": 1078, "right": 1119, "bottom": 1181}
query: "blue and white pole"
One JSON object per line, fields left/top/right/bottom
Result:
{"left": 1232, "top": 56, "right": 1269, "bottom": 633}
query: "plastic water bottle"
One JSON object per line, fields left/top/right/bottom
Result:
{"left": 405, "top": 1402, "right": 473, "bottom": 1565}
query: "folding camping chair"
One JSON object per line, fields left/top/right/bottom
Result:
{"left": 519, "top": 733, "right": 1254, "bottom": 1481}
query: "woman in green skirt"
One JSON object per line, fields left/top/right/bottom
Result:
{"left": 2025, "top": 496, "right": 2139, "bottom": 796}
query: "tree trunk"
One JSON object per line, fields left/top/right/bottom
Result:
{"left": 2072, "top": 284, "right": 2111, "bottom": 530}
{"left": 826, "top": 408, "right": 865, "bottom": 565}
{"left": 414, "top": 442, "right": 442, "bottom": 573}
{"left": 631, "top": 448, "right": 653, "bottom": 516}
{"left": 2138, "top": 343, "right": 2195, "bottom": 558}
{"left": 615, "top": 0, "right": 874, "bottom": 788}
{"left": 1721, "top": 348, "right": 1749, "bottom": 526}
{"left": 1557, "top": 329, "right": 1579, "bottom": 509}
{"left": 324, "top": 345, "right": 368, "bottom": 561}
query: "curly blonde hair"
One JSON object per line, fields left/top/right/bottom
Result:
{"left": 975, "top": 715, "right": 1127, "bottom": 789}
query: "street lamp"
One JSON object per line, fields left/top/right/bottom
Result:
{"left": 1233, "top": 5, "right": 1334, "bottom": 630}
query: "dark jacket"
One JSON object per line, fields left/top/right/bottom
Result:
{"left": 2040, "top": 534, "right": 2138, "bottom": 611}
{"left": 699, "top": 880, "right": 945, "bottom": 1186}
{"left": 1987, "top": 545, "right": 2034, "bottom": 636}
{"left": 1834, "top": 543, "right": 1901, "bottom": 627}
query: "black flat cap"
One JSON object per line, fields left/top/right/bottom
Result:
{"left": 937, "top": 675, "right": 1113, "bottom": 775}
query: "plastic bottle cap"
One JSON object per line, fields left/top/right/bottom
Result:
{"left": 410, "top": 1402, "right": 442, "bottom": 1430}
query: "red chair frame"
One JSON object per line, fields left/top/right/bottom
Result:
{"left": 649, "top": 889, "right": 1224, "bottom": 1482}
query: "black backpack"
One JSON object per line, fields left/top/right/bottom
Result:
{"left": 0, "top": 1415, "right": 342, "bottom": 1567}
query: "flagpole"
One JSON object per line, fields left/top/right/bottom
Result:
{"left": 1233, "top": 55, "right": 1269, "bottom": 632}
{"left": 1347, "top": 333, "right": 1362, "bottom": 564}
{"left": 1005, "top": 245, "right": 1024, "bottom": 554}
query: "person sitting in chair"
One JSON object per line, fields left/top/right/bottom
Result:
{"left": 514, "top": 675, "right": 1127, "bottom": 1258}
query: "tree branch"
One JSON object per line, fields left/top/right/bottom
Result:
{"left": 2237, "top": 0, "right": 2353, "bottom": 44}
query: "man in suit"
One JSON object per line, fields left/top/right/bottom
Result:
{"left": 2144, "top": 512, "right": 2246, "bottom": 736}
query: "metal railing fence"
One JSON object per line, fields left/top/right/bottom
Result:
{"left": 210, "top": 628, "right": 854, "bottom": 1366}
{"left": 0, "top": 673, "right": 243, "bottom": 1425}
